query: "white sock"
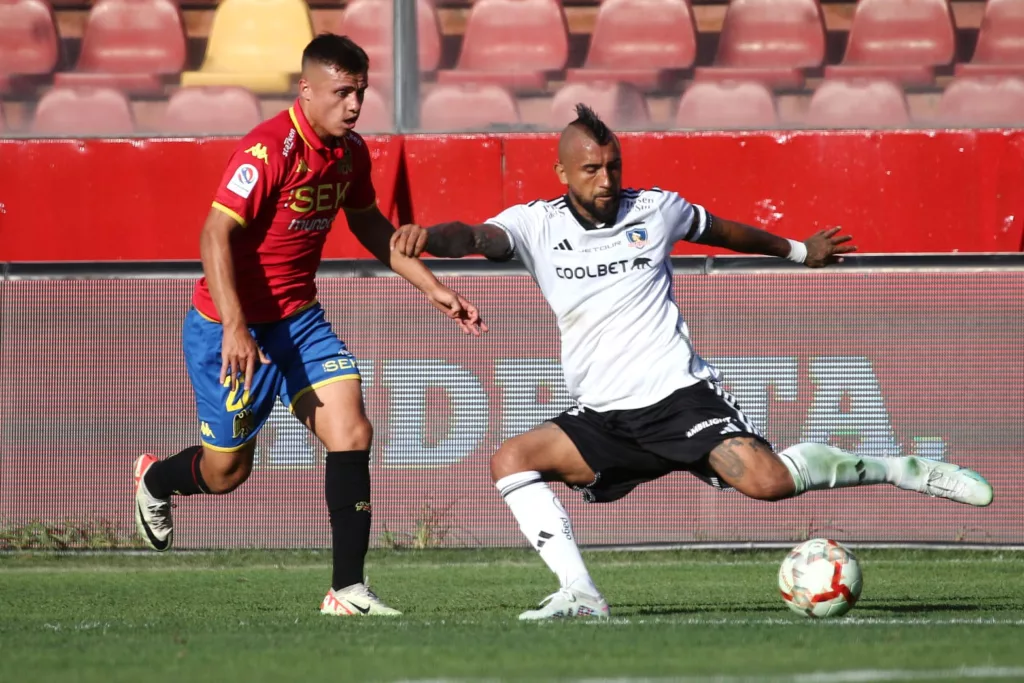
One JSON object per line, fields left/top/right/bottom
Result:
{"left": 495, "top": 471, "right": 601, "bottom": 597}
{"left": 778, "top": 442, "right": 919, "bottom": 494}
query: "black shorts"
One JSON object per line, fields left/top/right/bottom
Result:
{"left": 550, "top": 381, "right": 770, "bottom": 503}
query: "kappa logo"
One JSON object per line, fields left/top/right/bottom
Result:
{"left": 294, "top": 159, "right": 309, "bottom": 175}
{"left": 245, "top": 143, "right": 269, "bottom": 163}
{"left": 200, "top": 422, "right": 215, "bottom": 439}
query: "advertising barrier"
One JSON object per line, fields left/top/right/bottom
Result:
{"left": 1, "top": 257, "right": 1021, "bottom": 548}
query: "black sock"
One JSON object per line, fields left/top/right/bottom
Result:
{"left": 325, "top": 450, "right": 372, "bottom": 591}
{"left": 144, "top": 446, "right": 209, "bottom": 499}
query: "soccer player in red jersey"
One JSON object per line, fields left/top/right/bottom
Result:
{"left": 131, "top": 34, "right": 485, "bottom": 616}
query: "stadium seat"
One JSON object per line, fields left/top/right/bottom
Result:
{"left": 936, "top": 76, "right": 1024, "bottom": 126}
{"left": 564, "top": 0, "right": 696, "bottom": 91}
{"left": 180, "top": 0, "right": 314, "bottom": 94}
{"left": 549, "top": 82, "right": 650, "bottom": 129}
{"left": 0, "top": 0, "right": 59, "bottom": 92}
{"left": 160, "top": 87, "right": 263, "bottom": 134}
{"left": 355, "top": 86, "right": 392, "bottom": 132}
{"left": 54, "top": 0, "right": 187, "bottom": 95}
{"left": 675, "top": 81, "right": 778, "bottom": 129}
{"left": 419, "top": 84, "right": 519, "bottom": 131}
{"left": 336, "top": 0, "right": 442, "bottom": 79}
{"left": 955, "top": 0, "right": 1024, "bottom": 77}
{"left": 824, "top": 0, "right": 956, "bottom": 86}
{"left": 805, "top": 79, "right": 910, "bottom": 128}
{"left": 693, "top": 0, "right": 826, "bottom": 89}
{"left": 31, "top": 87, "right": 135, "bottom": 135}
{"left": 437, "top": 0, "right": 569, "bottom": 92}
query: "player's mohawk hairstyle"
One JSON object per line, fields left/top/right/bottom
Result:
{"left": 571, "top": 103, "right": 614, "bottom": 145}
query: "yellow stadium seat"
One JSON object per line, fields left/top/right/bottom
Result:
{"left": 180, "top": 0, "right": 313, "bottom": 94}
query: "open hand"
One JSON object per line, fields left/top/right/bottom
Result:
{"left": 220, "top": 323, "right": 270, "bottom": 392}
{"left": 804, "top": 227, "right": 857, "bottom": 267}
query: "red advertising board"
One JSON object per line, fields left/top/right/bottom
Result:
{"left": 2, "top": 130, "right": 1023, "bottom": 261}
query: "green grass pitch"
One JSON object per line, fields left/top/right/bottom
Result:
{"left": 1, "top": 548, "right": 1023, "bottom": 682}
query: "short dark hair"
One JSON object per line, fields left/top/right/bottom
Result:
{"left": 302, "top": 33, "right": 370, "bottom": 75}
{"left": 571, "top": 103, "right": 613, "bottom": 145}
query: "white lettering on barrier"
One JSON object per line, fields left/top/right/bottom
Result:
{"left": 252, "top": 354, "right": 930, "bottom": 470}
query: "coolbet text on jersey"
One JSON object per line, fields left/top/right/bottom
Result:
{"left": 193, "top": 101, "right": 377, "bottom": 324}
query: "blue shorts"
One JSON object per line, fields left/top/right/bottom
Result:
{"left": 183, "top": 303, "right": 361, "bottom": 451}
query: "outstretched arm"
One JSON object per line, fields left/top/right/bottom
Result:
{"left": 697, "top": 216, "right": 856, "bottom": 267}
{"left": 346, "top": 206, "right": 487, "bottom": 335}
{"left": 390, "top": 222, "right": 514, "bottom": 261}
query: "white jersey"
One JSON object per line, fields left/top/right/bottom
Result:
{"left": 488, "top": 188, "right": 720, "bottom": 412}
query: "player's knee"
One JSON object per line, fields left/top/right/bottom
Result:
{"left": 342, "top": 416, "right": 373, "bottom": 451}
{"left": 200, "top": 450, "right": 253, "bottom": 494}
{"left": 490, "top": 438, "right": 534, "bottom": 482}
{"left": 741, "top": 464, "right": 796, "bottom": 502}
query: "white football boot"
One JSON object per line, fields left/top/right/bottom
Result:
{"left": 133, "top": 453, "right": 174, "bottom": 551}
{"left": 320, "top": 583, "right": 402, "bottom": 616}
{"left": 518, "top": 587, "right": 611, "bottom": 621}
{"left": 895, "top": 457, "right": 994, "bottom": 507}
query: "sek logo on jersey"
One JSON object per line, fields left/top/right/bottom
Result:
{"left": 226, "top": 164, "right": 259, "bottom": 199}
{"left": 626, "top": 227, "right": 648, "bottom": 248}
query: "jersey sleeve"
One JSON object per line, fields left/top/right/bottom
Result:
{"left": 660, "top": 190, "right": 711, "bottom": 244}
{"left": 485, "top": 203, "right": 539, "bottom": 258}
{"left": 211, "top": 137, "right": 284, "bottom": 227}
{"left": 341, "top": 133, "right": 377, "bottom": 213}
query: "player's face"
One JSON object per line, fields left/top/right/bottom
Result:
{"left": 299, "top": 65, "right": 367, "bottom": 139}
{"left": 560, "top": 138, "right": 623, "bottom": 225}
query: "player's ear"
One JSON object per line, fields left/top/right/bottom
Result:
{"left": 298, "top": 77, "right": 311, "bottom": 101}
{"left": 554, "top": 161, "right": 568, "bottom": 185}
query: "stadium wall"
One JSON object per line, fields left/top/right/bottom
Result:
{"left": 1, "top": 257, "right": 1022, "bottom": 549}
{"left": 2, "top": 130, "right": 1024, "bottom": 261}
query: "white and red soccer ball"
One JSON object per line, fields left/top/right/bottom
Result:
{"left": 778, "top": 538, "right": 863, "bottom": 618}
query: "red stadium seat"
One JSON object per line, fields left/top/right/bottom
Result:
{"left": 694, "top": 0, "right": 826, "bottom": 89}
{"left": 419, "top": 84, "right": 519, "bottom": 131}
{"left": 805, "top": 79, "right": 910, "bottom": 128}
{"left": 549, "top": 82, "right": 651, "bottom": 129}
{"left": 0, "top": 0, "right": 59, "bottom": 91}
{"left": 825, "top": 0, "right": 956, "bottom": 86}
{"left": 437, "top": 0, "right": 569, "bottom": 92}
{"left": 32, "top": 87, "right": 135, "bottom": 135}
{"left": 355, "top": 86, "right": 392, "bottom": 132}
{"left": 565, "top": 0, "right": 696, "bottom": 91}
{"left": 54, "top": 0, "right": 186, "bottom": 95}
{"left": 336, "top": 0, "right": 442, "bottom": 78}
{"left": 956, "top": 0, "right": 1024, "bottom": 77}
{"left": 936, "top": 76, "right": 1024, "bottom": 126}
{"left": 160, "top": 87, "right": 262, "bottom": 134}
{"left": 675, "top": 81, "right": 778, "bottom": 129}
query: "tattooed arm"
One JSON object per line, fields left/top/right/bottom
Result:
{"left": 390, "top": 221, "right": 515, "bottom": 261}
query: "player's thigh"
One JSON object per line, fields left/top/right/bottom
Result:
{"left": 638, "top": 381, "right": 789, "bottom": 497}
{"left": 491, "top": 421, "right": 595, "bottom": 485}
{"left": 507, "top": 408, "right": 675, "bottom": 503}
{"left": 272, "top": 305, "right": 370, "bottom": 452}
{"left": 183, "top": 308, "right": 282, "bottom": 454}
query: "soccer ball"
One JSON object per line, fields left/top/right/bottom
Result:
{"left": 778, "top": 538, "right": 862, "bottom": 618}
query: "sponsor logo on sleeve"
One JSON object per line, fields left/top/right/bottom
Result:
{"left": 227, "top": 164, "right": 259, "bottom": 199}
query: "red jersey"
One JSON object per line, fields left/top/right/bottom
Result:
{"left": 193, "top": 101, "right": 376, "bottom": 324}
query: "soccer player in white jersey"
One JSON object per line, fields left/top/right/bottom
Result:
{"left": 390, "top": 104, "right": 994, "bottom": 620}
